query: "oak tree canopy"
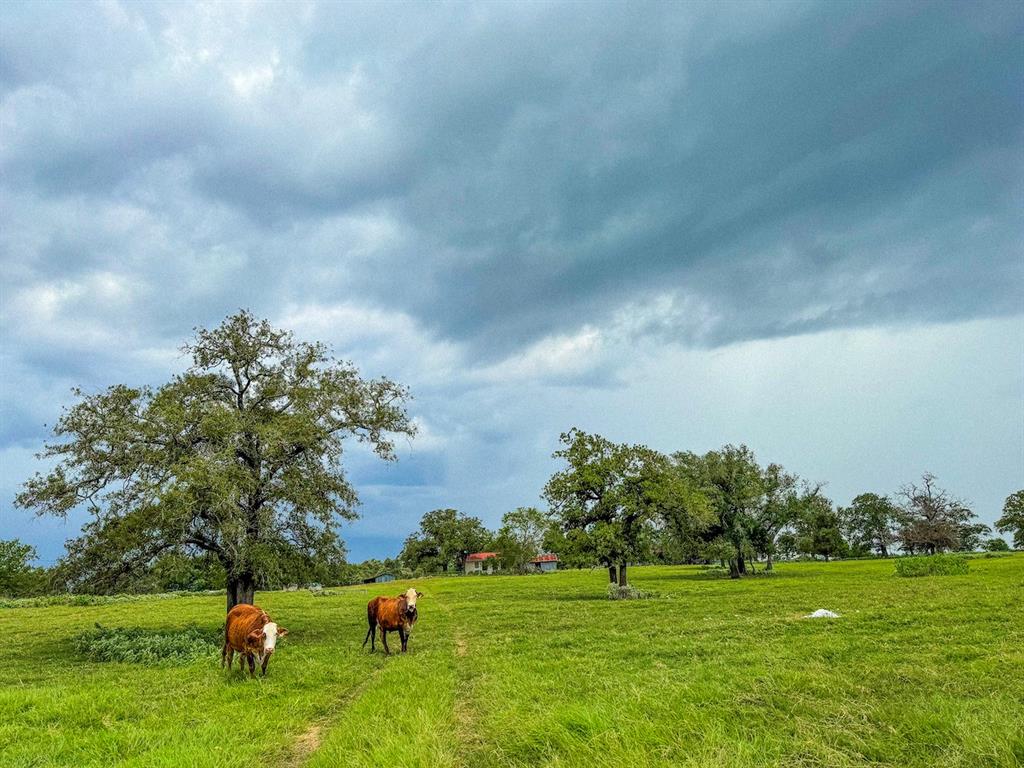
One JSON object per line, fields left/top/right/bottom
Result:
{"left": 16, "top": 310, "right": 415, "bottom": 610}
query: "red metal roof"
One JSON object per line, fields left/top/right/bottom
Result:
{"left": 466, "top": 552, "right": 498, "bottom": 562}
{"left": 531, "top": 553, "right": 559, "bottom": 563}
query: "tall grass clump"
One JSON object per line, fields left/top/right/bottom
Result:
{"left": 71, "top": 624, "right": 220, "bottom": 664}
{"left": 894, "top": 554, "right": 969, "bottom": 577}
{"left": 607, "top": 583, "right": 656, "bottom": 600}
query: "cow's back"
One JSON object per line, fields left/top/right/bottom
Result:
{"left": 370, "top": 596, "right": 407, "bottom": 630}
{"left": 225, "top": 604, "right": 265, "bottom": 651}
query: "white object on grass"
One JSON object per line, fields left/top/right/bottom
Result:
{"left": 804, "top": 609, "right": 840, "bottom": 618}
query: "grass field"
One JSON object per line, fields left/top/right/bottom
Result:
{"left": 1, "top": 556, "right": 1022, "bottom": 768}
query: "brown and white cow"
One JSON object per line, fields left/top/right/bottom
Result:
{"left": 222, "top": 604, "right": 288, "bottom": 676}
{"left": 362, "top": 588, "right": 421, "bottom": 654}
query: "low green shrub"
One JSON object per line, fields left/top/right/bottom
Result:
{"left": 71, "top": 623, "right": 220, "bottom": 664}
{"left": 894, "top": 554, "right": 969, "bottom": 578}
{"left": 607, "top": 583, "right": 656, "bottom": 600}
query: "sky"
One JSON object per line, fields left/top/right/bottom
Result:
{"left": 1, "top": 0, "right": 1022, "bottom": 564}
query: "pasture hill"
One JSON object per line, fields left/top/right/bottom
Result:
{"left": 1, "top": 556, "right": 1022, "bottom": 767}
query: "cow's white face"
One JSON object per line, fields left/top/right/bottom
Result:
{"left": 262, "top": 622, "right": 280, "bottom": 653}
{"left": 404, "top": 588, "right": 420, "bottom": 611}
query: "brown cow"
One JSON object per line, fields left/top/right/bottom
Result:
{"left": 222, "top": 604, "right": 288, "bottom": 676}
{"left": 362, "top": 587, "right": 422, "bottom": 654}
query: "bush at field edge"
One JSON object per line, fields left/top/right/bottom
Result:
{"left": 894, "top": 554, "right": 970, "bottom": 577}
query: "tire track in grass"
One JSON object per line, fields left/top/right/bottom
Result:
{"left": 449, "top": 602, "right": 489, "bottom": 768}
{"left": 453, "top": 629, "right": 475, "bottom": 763}
{"left": 302, "top": 598, "right": 463, "bottom": 768}
{"left": 279, "top": 665, "right": 386, "bottom": 768}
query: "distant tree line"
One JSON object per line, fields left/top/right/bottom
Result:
{"left": 4, "top": 475, "right": 1019, "bottom": 597}
{"left": 531, "top": 430, "right": 1015, "bottom": 585}
{"left": 395, "top": 435, "right": 1016, "bottom": 585}
{"left": 8, "top": 310, "right": 1021, "bottom": 601}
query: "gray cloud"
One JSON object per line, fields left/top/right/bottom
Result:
{"left": 1, "top": 0, "right": 1021, "bottom": 561}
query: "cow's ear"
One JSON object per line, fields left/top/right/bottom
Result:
{"left": 416, "top": 591, "right": 423, "bottom": 598}
{"left": 246, "top": 629, "right": 263, "bottom": 645}
{"left": 277, "top": 627, "right": 288, "bottom": 637}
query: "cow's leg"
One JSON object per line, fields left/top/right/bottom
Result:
{"left": 363, "top": 619, "right": 376, "bottom": 651}
{"left": 221, "top": 643, "right": 228, "bottom": 668}
{"left": 224, "top": 646, "right": 235, "bottom": 669}
{"left": 247, "top": 653, "right": 257, "bottom": 677}
{"left": 261, "top": 654, "right": 270, "bottom": 676}
{"left": 399, "top": 627, "right": 407, "bottom": 653}
{"left": 381, "top": 628, "right": 390, "bottom": 655}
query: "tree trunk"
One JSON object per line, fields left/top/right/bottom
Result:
{"left": 618, "top": 563, "right": 628, "bottom": 587}
{"left": 728, "top": 558, "right": 740, "bottom": 579}
{"left": 226, "top": 573, "right": 256, "bottom": 612}
{"left": 766, "top": 551, "right": 774, "bottom": 571}
{"left": 608, "top": 564, "right": 618, "bottom": 584}
{"left": 737, "top": 553, "right": 746, "bottom": 575}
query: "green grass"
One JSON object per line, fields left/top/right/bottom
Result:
{"left": 1, "top": 557, "right": 1022, "bottom": 767}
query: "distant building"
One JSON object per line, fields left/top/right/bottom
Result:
{"left": 362, "top": 573, "right": 396, "bottom": 584}
{"left": 530, "top": 553, "right": 559, "bottom": 572}
{"left": 465, "top": 552, "right": 499, "bottom": 574}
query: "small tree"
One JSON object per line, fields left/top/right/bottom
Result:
{"left": 983, "top": 537, "right": 1010, "bottom": 552}
{"left": 400, "top": 508, "right": 491, "bottom": 574}
{"left": 775, "top": 531, "right": 799, "bottom": 561}
{"left": 795, "top": 493, "right": 848, "bottom": 561}
{"left": 956, "top": 522, "right": 992, "bottom": 552}
{"left": 16, "top": 311, "right": 414, "bottom": 610}
{"left": 0, "top": 539, "right": 45, "bottom": 597}
{"left": 840, "top": 493, "right": 903, "bottom": 557}
{"left": 995, "top": 490, "right": 1024, "bottom": 549}
{"left": 898, "top": 473, "right": 975, "bottom": 555}
{"left": 749, "top": 464, "right": 802, "bottom": 570}
{"left": 494, "top": 507, "right": 550, "bottom": 572}
{"left": 700, "top": 537, "right": 735, "bottom": 568}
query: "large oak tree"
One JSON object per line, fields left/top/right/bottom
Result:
{"left": 16, "top": 311, "right": 415, "bottom": 610}
{"left": 672, "top": 445, "right": 763, "bottom": 578}
{"left": 544, "top": 429, "right": 709, "bottom": 587}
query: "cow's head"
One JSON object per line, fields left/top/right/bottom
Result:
{"left": 403, "top": 588, "right": 422, "bottom": 617}
{"left": 247, "top": 622, "right": 288, "bottom": 660}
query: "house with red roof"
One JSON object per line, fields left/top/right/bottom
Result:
{"left": 464, "top": 551, "right": 560, "bottom": 574}
{"left": 464, "top": 552, "right": 499, "bottom": 574}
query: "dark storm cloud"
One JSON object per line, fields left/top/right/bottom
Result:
{"left": 3, "top": 1, "right": 1020, "bottom": 355}
{"left": 2, "top": 0, "right": 1022, "bottom": 561}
